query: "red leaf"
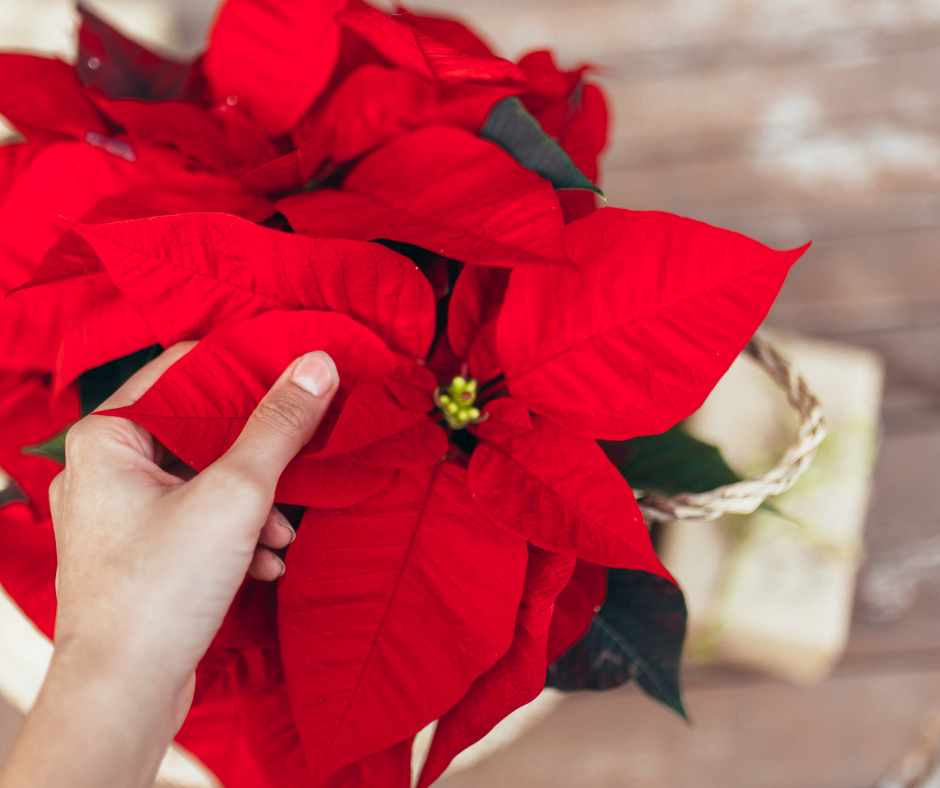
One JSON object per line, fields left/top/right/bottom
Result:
{"left": 383, "top": 363, "right": 437, "bottom": 412}
{"left": 416, "top": 252, "right": 450, "bottom": 302}
{"left": 0, "top": 504, "right": 57, "bottom": 639}
{"left": 517, "top": 51, "right": 592, "bottom": 144}
{"left": 0, "top": 143, "right": 35, "bottom": 201}
{"left": 556, "top": 187, "right": 598, "bottom": 226}
{"left": 239, "top": 679, "right": 307, "bottom": 788}
{"left": 557, "top": 83, "right": 609, "bottom": 223}
{"left": 545, "top": 559, "right": 607, "bottom": 665}
{"left": 0, "top": 141, "right": 194, "bottom": 294}
{"left": 337, "top": 7, "right": 524, "bottom": 85}
{"left": 278, "top": 127, "right": 568, "bottom": 268}
{"left": 0, "top": 276, "right": 116, "bottom": 373}
{"left": 447, "top": 265, "right": 510, "bottom": 360}
{"left": 14, "top": 236, "right": 104, "bottom": 292}
{"left": 393, "top": 5, "right": 495, "bottom": 58}
{"left": 2, "top": 152, "right": 270, "bottom": 376}
{"left": 286, "top": 35, "right": 386, "bottom": 155}
{"left": 195, "top": 580, "right": 282, "bottom": 704}
{"left": 90, "top": 94, "right": 279, "bottom": 176}
{"left": 0, "top": 54, "right": 110, "bottom": 145}
{"left": 315, "top": 739, "right": 413, "bottom": 788}
{"left": 278, "top": 460, "right": 395, "bottom": 510}
{"left": 239, "top": 149, "right": 309, "bottom": 195}
{"left": 243, "top": 64, "right": 516, "bottom": 193}
{"left": 76, "top": 6, "right": 205, "bottom": 101}
{"left": 105, "top": 310, "right": 435, "bottom": 507}
{"left": 196, "top": 644, "right": 282, "bottom": 705}
{"left": 215, "top": 578, "right": 281, "bottom": 651}
{"left": 518, "top": 51, "right": 587, "bottom": 108}
{"left": 469, "top": 397, "right": 531, "bottom": 442}
{"left": 286, "top": 0, "right": 391, "bottom": 150}
{"left": 561, "top": 84, "right": 608, "bottom": 184}
{"left": 203, "top": 0, "right": 346, "bottom": 136}
{"left": 14, "top": 173, "right": 273, "bottom": 294}
{"left": 278, "top": 463, "right": 528, "bottom": 781}
{"left": 53, "top": 291, "right": 158, "bottom": 399}
{"left": 0, "top": 141, "right": 191, "bottom": 370}
{"left": 468, "top": 415, "right": 671, "bottom": 578}
{"left": 339, "top": 7, "right": 432, "bottom": 80}
{"left": 72, "top": 212, "right": 435, "bottom": 358}
{"left": 175, "top": 699, "right": 273, "bottom": 788}
{"left": 301, "top": 384, "right": 447, "bottom": 469}
{"left": 467, "top": 320, "right": 502, "bottom": 383}
{"left": 423, "top": 330, "right": 463, "bottom": 386}
{"left": 417, "top": 545, "right": 575, "bottom": 788}
{"left": 195, "top": 649, "right": 280, "bottom": 703}
{"left": 105, "top": 309, "right": 394, "bottom": 463}
{"left": 0, "top": 372, "right": 79, "bottom": 518}
{"left": 412, "top": 30, "right": 524, "bottom": 85}
{"left": 498, "top": 208, "right": 810, "bottom": 439}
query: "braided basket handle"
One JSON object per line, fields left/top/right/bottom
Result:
{"left": 636, "top": 334, "right": 827, "bottom": 525}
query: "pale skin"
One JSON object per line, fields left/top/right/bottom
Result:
{"left": 0, "top": 343, "right": 340, "bottom": 788}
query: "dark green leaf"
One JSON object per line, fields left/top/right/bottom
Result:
{"left": 610, "top": 426, "right": 791, "bottom": 520}
{"left": 616, "top": 426, "right": 741, "bottom": 496}
{"left": 546, "top": 569, "right": 687, "bottom": 719}
{"left": 19, "top": 346, "right": 164, "bottom": 468}
{"left": 79, "top": 344, "right": 162, "bottom": 416}
{"left": 480, "top": 97, "right": 605, "bottom": 198}
{"left": 22, "top": 427, "right": 71, "bottom": 466}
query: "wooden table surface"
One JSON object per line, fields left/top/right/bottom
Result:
{"left": 4, "top": 0, "right": 940, "bottom": 785}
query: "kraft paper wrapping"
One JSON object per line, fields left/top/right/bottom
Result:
{"left": 659, "top": 332, "right": 883, "bottom": 683}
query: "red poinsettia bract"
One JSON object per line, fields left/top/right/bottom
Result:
{"left": 0, "top": 1, "right": 808, "bottom": 786}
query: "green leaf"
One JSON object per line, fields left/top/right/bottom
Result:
{"left": 616, "top": 426, "right": 741, "bottom": 496}
{"left": 78, "top": 344, "right": 162, "bottom": 416}
{"left": 19, "top": 346, "right": 164, "bottom": 468}
{"left": 546, "top": 569, "right": 688, "bottom": 719}
{"left": 23, "top": 426, "right": 71, "bottom": 466}
{"left": 610, "top": 426, "right": 792, "bottom": 520}
{"left": 480, "top": 97, "right": 605, "bottom": 198}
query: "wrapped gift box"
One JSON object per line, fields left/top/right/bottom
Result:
{"left": 659, "top": 332, "right": 884, "bottom": 683}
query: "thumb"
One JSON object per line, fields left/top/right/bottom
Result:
{"left": 207, "top": 351, "right": 339, "bottom": 492}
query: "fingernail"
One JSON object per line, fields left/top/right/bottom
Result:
{"left": 291, "top": 351, "right": 339, "bottom": 397}
{"left": 275, "top": 555, "right": 286, "bottom": 578}
{"left": 272, "top": 507, "right": 296, "bottom": 544}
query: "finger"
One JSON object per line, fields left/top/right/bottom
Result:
{"left": 65, "top": 342, "right": 200, "bottom": 469}
{"left": 258, "top": 506, "right": 296, "bottom": 550}
{"left": 247, "top": 545, "right": 286, "bottom": 582}
{"left": 94, "top": 341, "right": 198, "bottom": 412}
{"left": 207, "top": 351, "right": 339, "bottom": 493}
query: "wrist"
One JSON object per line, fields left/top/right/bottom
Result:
{"left": 49, "top": 633, "right": 189, "bottom": 725}
{"left": 0, "top": 642, "right": 186, "bottom": 788}
{"left": 53, "top": 614, "right": 192, "bottom": 689}
{"left": 48, "top": 636, "right": 188, "bottom": 762}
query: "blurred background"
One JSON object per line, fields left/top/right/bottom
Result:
{"left": 4, "top": 0, "right": 940, "bottom": 786}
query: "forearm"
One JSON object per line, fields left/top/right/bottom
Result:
{"left": 0, "top": 645, "right": 184, "bottom": 788}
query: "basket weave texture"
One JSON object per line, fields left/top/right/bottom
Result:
{"left": 636, "top": 334, "right": 827, "bottom": 525}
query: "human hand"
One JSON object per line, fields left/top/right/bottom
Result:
{"left": 0, "top": 343, "right": 338, "bottom": 788}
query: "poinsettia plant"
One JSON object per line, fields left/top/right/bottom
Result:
{"left": 0, "top": 1, "right": 808, "bottom": 786}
